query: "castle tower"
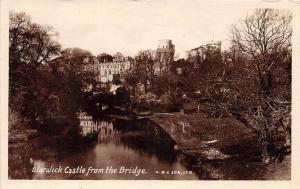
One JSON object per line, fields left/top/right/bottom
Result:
{"left": 155, "top": 39, "right": 175, "bottom": 75}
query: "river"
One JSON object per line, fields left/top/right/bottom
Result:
{"left": 10, "top": 115, "right": 290, "bottom": 180}
{"left": 28, "top": 116, "right": 199, "bottom": 180}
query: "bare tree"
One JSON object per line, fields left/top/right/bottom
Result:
{"left": 231, "top": 9, "right": 291, "bottom": 95}
{"left": 225, "top": 8, "right": 292, "bottom": 163}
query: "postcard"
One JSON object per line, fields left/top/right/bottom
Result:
{"left": 1, "top": 0, "right": 300, "bottom": 188}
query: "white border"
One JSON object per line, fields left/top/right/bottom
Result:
{"left": 1, "top": 1, "right": 300, "bottom": 189}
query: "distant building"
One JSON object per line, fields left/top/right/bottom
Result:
{"left": 136, "top": 39, "right": 175, "bottom": 75}
{"left": 185, "top": 40, "right": 221, "bottom": 68}
{"left": 85, "top": 52, "right": 132, "bottom": 84}
{"left": 155, "top": 39, "right": 175, "bottom": 75}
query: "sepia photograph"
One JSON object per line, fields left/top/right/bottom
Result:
{"left": 2, "top": 0, "right": 298, "bottom": 185}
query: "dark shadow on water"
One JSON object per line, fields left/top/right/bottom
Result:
{"left": 9, "top": 114, "right": 291, "bottom": 180}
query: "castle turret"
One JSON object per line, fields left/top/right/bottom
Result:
{"left": 155, "top": 39, "right": 175, "bottom": 75}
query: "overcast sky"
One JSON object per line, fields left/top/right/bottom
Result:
{"left": 10, "top": 0, "right": 269, "bottom": 58}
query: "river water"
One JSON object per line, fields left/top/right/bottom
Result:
{"left": 29, "top": 117, "right": 198, "bottom": 180}
{"left": 11, "top": 115, "right": 290, "bottom": 180}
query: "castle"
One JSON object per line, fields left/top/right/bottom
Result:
{"left": 136, "top": 39, "right": 175, "bottom": 76}
{"left": 154, "top": 39, "right": 175, "bottom": 75}
{"left": 185, "top": 41, "right": 221, "bottom": 67}
{"left": 85, "top": 39, "right": 175, "bottom": 89}
{"left": 85, "top": 53, "right": 132, "bottom": 84}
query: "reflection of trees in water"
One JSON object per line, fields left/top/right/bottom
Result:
{"left": 9, "top": 145, "right": 34, "bottom": 179}
{"left": 80, "top": 118, "right": 178, "bottom": 163}
{"left": 79, "top": 118, "right": 252, "bottom": 178}
{"left": 114, "top": 119, "right": 178, "bottom": 163}
{"left": 120, "top": 134, "right": 177, "bottom": 163}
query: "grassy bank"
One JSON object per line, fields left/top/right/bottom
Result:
{"left": 148, "top": 113, "right": 261, "bottom": 160}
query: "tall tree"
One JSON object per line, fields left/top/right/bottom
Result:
{"left": 9, "top": 11, "right": 61, "bottom": 126}
{"left": 231, "top": 9, "right": 291, "bottom": 96}
{"left": 9, "top": 11, "right": 61, "bottom": 99}
{"left": 61, "top": 47, "right": 97, "bottom": 92}
{"left": 222, "top": 8, "right": 292, "bottom": 163}
{"left": 96, "top": 53, "right": 113, "bottom": 63}
{"left": 134, "top": 50, "right": 155, "bottom": 93}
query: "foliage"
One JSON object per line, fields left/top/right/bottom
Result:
{"left": 96, "top": 53, "right": 113, "bottom": 63}
{"left": 9, "top": 12, "right": 96, "bottom": 132}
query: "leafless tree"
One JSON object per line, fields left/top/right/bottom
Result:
{"left": 231, "top": 9, "right": 291, "bottom": 95}
{"left": 225, "top": 8, "right": 292, "bottom": 163}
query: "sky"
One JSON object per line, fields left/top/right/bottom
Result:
{"left": 10, "top": 0, "right": 266, "bottom": 58}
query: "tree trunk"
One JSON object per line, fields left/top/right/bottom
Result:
{"left": 260, "top": 135, "right": 272, "bottom": 164}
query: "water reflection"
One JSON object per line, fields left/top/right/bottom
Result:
{"left": 24, "top": 115, "right": 198, "bottom": 179}
{"left": 80, "top": 116, "right": 116, "bottom": 142}
{"left": 9, "top": 114, "right": 290, "bottom": 180}
{"left": 79, "top": 115, "right": 178, "bottom": 163}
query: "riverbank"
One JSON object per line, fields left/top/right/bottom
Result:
{"left": 8, "top": 126, "right": 97, "bottom": 179}
{"left": 8, "top": 128, "right": 39, "bottom": 179}
{"left": 148, "top": 113, "right": 260, "bottom": 160}
{"left": 147, "top": 113, "right": 291, "bottom": 179}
